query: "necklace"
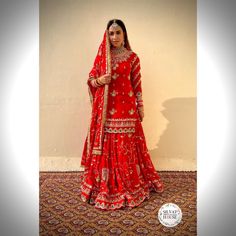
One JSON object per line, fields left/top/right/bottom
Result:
{"left": 111, "top": 46, "right": 126, "bottom": 55}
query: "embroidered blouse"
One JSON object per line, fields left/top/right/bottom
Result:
{"left": 88, "top": 48, "right": 143, "bottom": 134}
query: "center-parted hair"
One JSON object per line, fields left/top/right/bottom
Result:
{"left": 106, "top": 19, "right": 131, "bottom": 50}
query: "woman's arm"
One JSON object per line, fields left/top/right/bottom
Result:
{"left": 131, "top": 55, "right": 144, "bottom": 121}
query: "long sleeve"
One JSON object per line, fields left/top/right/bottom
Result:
{"left": 131, "top": 55, "right": 143, "bottom": 108}
{"left": 87, "top": 45, "right": 103, "bottom": 104}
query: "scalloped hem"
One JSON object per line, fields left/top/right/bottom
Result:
{"left": 81, "top": 185, "right": 163, "bottom": 211}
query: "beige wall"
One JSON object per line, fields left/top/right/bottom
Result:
{"left": 40, "top": 0, "right": 196, "bottom": 171}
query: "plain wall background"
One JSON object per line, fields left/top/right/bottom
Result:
{"left": 40, "top": 0, "right": 196, "bottom": 171}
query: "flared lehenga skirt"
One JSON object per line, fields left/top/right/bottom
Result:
{"left": 80, "top": 121, "right": 163, "bottom": 210}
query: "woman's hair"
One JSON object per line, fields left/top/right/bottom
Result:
{"left": 106, "top": 19, "right": 131, "bottom": 50}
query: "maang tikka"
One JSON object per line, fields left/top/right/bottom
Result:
{"left": 110, "top": 22, "right": 119, "bottom": 29}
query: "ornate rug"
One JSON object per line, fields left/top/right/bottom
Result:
{"left": 40, "top": 171, "right": 196, "bottom": 235}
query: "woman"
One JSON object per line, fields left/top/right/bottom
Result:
{"left": 80, "top": 19, "right": 163, "bottom": 210}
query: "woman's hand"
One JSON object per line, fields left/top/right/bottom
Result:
{"left": 98, "top": 74, "right": 111, "bottom": 85}
{"left": 138, "top": 107, "right": 144, "bottom": 122}
{"left": 91, "top": 74, "right": 111, "bottom": 87}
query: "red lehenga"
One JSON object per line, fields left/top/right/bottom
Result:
{"left": 80, "top": 31, "right": 163, "bottom": 210}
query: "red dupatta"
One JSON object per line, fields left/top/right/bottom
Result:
{"left": 82, "top": 30, "right": 111, "bottom": 166}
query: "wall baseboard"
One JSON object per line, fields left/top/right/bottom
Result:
{"left": 40, "top": 156, "right": 84, "bottom": 171}
{"left": 40, "top": 156, "right": 196, "bottom": 171}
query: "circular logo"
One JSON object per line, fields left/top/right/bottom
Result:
{"left": 158, "top": 203, "right": 182, "bottom": 227}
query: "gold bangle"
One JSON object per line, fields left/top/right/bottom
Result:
{"left": 94, "top": 79, "right": 100, "bottom": 87}
{"left": 91, "top": 79, "right": 97, "bottom": 87}
{"left": 138, "top": 106, "right": 144, "bottom": 112}
{"left": 97, "top": 77, "right": 103, "bottom": 85}
{"left": 93, "top": 79, "right": 99, "bottom": 87}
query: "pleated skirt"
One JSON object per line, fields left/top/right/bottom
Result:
{"left": 80, "top": 121, "right": 164, "bottom": 210}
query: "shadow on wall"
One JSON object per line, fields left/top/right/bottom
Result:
{"left": 149, "top": 97, "right": 196, "bottom": 171}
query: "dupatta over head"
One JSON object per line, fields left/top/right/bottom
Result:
{"left": 82, "top": 30, "right": 111, "bottom": 166}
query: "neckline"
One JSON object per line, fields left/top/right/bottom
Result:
{"left": 111, "top": 46, "right": 127, "bottom": 55}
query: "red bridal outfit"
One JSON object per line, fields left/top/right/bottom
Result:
{"left": 80, "top": 31, "right": 163, "bottom": 210}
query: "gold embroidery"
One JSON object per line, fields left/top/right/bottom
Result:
{"left": 131, "top": 55, "right": 138, "bottom": 66}
{"left": 105, "top": 118, "right": 136, "bottom": 128}
{"left": 132, "top": 61, "right": 140, "bottom": 73}
{"left": 111, "top": 50, "right": 133, "bottom": 64}
{"left": 104, "top": 127, "right": 135, "bottom": 133}
{"left": 134, "top": 80, "right": 141, "bottom": 89}
{"left": 92, "top": 149, "right": 102, "bottom": 155}
{"left": 128, "top": 91, "right": 134, "bottom": 97}
{"left": 136, "top": 91, "right": 143, "bottom": 101}
{"left": 82, "top": 182, "right": 151, "bottom": 204}
{"left": 98, "top": 47, "right": 102, "bottom": 56}
{"left": 106, "top": 118, "right": 136, "bottom": 121}
{"left": 132, "top": 72, "right": 140, "bottom": 82}
{"left": 136, "top": 165, "right": 140, "bottom": 176}
{"left": 109, "top": 108, "right": 117, "bottom": 115}
{"left": 112, "top": 73, "right": 118, "bottom": 80}
{"left": 129, "top": 109, "right": 135, "bottom": 115}
{"left": 113, "top": 63, "right": 119, "bottom": 70}
{"left": 102, "top": 168, "right": 109, "bottom": 183}
{"left": 110, "top": 90, "right": 117, "bottom": 97}
{"left": 128, "top": 133, "right": 133, "bottom": 138}
{"left": 94, "top": 31, "right": 111, "bottom": 155}
{"left": 95, "top": 31, "right": 111, "bottom": 153}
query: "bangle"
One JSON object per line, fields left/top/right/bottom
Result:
{"left": 94, "top": 79, "right": 98, "bottom": 86}
{"left": 96, "top": 77, "right": 103, "bottom": 85}
{"left": 91, "top": 79, "right": 96, "bottom": 87}
{"left": 91, "top": 79, "right": 100, "bottom": 87}
{"left": 91, "top": 79, "right": 98, "bottom": 87}
{"left": 138, "top": 106, "right": 144, "bottom": 112}
{"left": 137, "top": 101, "right": 144, "bottom": 107}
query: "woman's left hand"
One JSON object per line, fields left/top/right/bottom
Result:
{"left": 138, "top": 107, "right": 144, "bottom": 122}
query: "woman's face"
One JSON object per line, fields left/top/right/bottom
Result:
{"left": 108, "top": 24, "right": 124, "bottom": 48}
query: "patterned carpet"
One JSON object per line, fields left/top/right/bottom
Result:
{"left": 40, "top": 171, "right": 196, "bottom": 236}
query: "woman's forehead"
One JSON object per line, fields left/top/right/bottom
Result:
{"left": 108, "top": 25, "right": 123, "bottom": 32}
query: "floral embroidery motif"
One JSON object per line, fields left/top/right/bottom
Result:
{"left": 113, "top": 63, "right": 119, "bottom": 70}
{"left": 96, "top": 176, "right": 100, "bottom": 182}
{"left": 112, "top": 73, "right": 118, "bottom": 80}
{"left": 128, "top": 91, "right": 134, "bottom": 97}
{"left": 110, "top": 90, "right": 117, "bottom": 97}
{"left": 109, "top": 108, "right": 117, "bottom": 115}
{"left": 129, "top": 109, "right": 135, "bottom": 115}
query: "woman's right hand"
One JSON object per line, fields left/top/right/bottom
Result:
{"left": 98, "top": 74, "right": 111, "bottom": 85}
